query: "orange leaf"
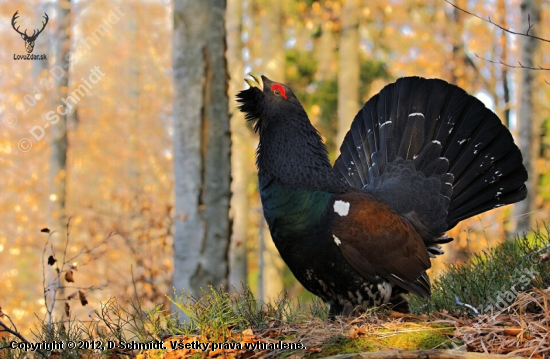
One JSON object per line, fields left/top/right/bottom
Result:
{"left": 65, "top": 270, "right": 74, "bottom": 283}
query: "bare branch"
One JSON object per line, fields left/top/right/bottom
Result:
{"left": 474, "top": 53, "right": 550, "bottom": 71}
{"left": 0, "top": 316, "right": 48, "bottom": 358}
{"left": 445, "top": 0, "right": 550, "bottom": 44}
{"left": 59, "top": 284, "right": 107, "bottom": 292}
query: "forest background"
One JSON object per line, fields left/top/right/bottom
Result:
{"left": 0, "top": 0, "right": 549, "bottom": 335}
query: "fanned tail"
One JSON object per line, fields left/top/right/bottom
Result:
{"left": 334, "top": 77, "right": 527, "bottom": 233}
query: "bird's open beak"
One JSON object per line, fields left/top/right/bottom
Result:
{"left": 245, "top": 72, "right": 264, "bottom": 91}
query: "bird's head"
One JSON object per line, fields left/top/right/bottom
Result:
{"left": 236, "top": 72, "right": 307, "bottom": 133}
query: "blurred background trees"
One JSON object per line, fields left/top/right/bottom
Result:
{"left": 0, "top": 0, "right": 548, "bottom": 333}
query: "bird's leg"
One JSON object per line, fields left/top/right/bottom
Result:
{"left": 327, "top": 303, "right": 344, "bottom": 319}
{"left": 387, "top": 293, "right": 411, "bottom": 313}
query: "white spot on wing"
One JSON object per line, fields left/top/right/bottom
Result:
{"left": 380, "top": 121, "right": 392, "bottom": 128}
{"left": 333, "top": 200, "right": 350, "bottom": 216}
{"left": 333, "top": 235, "right": 341, "bottom": 246}
{"left": 409, "top": 112, "right": 424, "bottom": 117}
{"left": 432, "top": 140, "right": 441, "bottom": 145}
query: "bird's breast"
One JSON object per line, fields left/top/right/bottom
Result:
{"left": 260, "top": 186, "right": 333, "bottom": 240}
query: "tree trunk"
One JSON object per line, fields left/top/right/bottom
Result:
{"left": 51, "top": 0, "right": 70, "bottom": 237}
{"left": 259, "top": 0, "right": 286, "bottom": 303}
{"left": 172, "top": 0, "right": 231, "bottom": 298}
{"left": 315, "top": 21, "right": 336, "bottom": 82}
{"left": 511, "top": 0, "right": 540, "bottom": 235}
{"left": 32, "top": 3, "right": 52, "bottom": 81}
{"left": 337, "top": 0, "right": 360, "bottom": 146}
{"left": 227, "top": 0, "right": 251, "bottom": 293}
{"left": 50, "top": 0, "right": 71, "bottom": 320}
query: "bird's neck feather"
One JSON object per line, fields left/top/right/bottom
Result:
{"left": 256, "top": 116, "right": 344, "bottom": 192}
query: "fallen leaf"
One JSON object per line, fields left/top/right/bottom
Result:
{"left": 242, "top": 328, "right": 254, "bottom": 336}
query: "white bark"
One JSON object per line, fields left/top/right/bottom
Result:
{"left": 172, "top": 0, "right": 231, "bottom": 297}
{"left": 511, "top": 0, "right": 540, "bottom": 235}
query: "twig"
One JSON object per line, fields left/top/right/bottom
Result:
{"left": 64, "top": 231, "right": 114, "bottom": 265}
{"left": 474, "top": 54, "right": 550, "bottom": 71}
{"left": 444, "top": 0, "right": 550, "bottom": 44}
{"left": 131, "top": 265, "right": 141, "bottom": 305}
{"left": 59, "top": 284, "right": 108, "bottom": 291}
{"left": 455, "top": 295, "right": 480, "bottom": 316}
{"left": 0, "top": 317, "right": 48, "bottom": 358}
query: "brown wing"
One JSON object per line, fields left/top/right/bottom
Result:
{"left": 331, "top": 192, "right": 432, "bottom": 297}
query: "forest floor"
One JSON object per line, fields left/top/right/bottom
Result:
{"left": 143, "top": 288, "right": 549, "bottom": 358}
{"left": 1, "top": 230, "right": 549, "bottom": 358}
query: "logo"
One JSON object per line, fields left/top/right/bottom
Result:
{"left": 12, "top": 10, "right": 48, "bottom": 60}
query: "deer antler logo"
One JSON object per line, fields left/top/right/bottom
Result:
{"left": 12, "top": 10, "right": 49, "bottom": 54}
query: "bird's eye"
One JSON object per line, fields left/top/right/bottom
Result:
{"left": 271, "top": 84, "right": 288, "bottom": 100}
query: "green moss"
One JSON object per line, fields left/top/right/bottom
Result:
{"left": 314, "top": 324, "right": 454, "bottom": 357}
{"left": 382, "top": 328, "right": 450, "bottom": 350}
{"left": 318, "top": 335, "right": 378, "bottom": 357}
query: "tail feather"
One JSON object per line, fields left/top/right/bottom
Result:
{"left": 398, "top": 114, "right": 425, "bottom": 160}
{"left": 334, "top": 77, "right": 527, "bottom": 233}
{"left": 447, "top": 112, "right": 505, "bottom": 182}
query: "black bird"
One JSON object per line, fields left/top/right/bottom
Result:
{"left": 237, "top": 73, "right": 527, "bottom": 316}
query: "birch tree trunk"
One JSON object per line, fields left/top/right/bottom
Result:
{"left": 50, "top": 0, "right": 70, "bottom": 250}
{"left": 49, "top": 0, "right": 71, "bottom": 320}
{"left": 511, "top": 0, "right": 541, "bottom": 235}
{"left": 172, "top": 0, "right": 231, "bottom": 297}
{"left": 337, "top": 0, "right": 360, "bottom": 146}
{"left": 259, "top": 0, "right": 286, "bottom": 303}
{"left": 227, "top": 0, "right": 251, "bottom": 293}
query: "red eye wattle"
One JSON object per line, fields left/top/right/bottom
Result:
{"left": 271, "top": 84, "right": 288, "bottom": 100}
